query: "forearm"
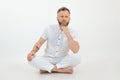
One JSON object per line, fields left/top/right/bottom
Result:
{"left": 66, "top": 32, "right": 80, "bottom": 53}
{"left": 27, "top": 38, "right": 45, "bottom": 61}
{"left": 31, "top": 43, "right": 40, "bottom": 55}
{"left": 30, "top": 38, "right": 46, "bottom": 54}
{"left": 27, "top": 43, "right": 40, "bottom": 61}
{"left": 31, "top": 43, "right": 40, "bottom": 53}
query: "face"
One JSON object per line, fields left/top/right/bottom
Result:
{"left": 57, "top": 10, "right": 70, "bottom": 26}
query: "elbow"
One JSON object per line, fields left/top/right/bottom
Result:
{"left": 73, "top": 49, "right": 79, "bottom": 53}
{"left": 73, "top": 45, "right": 80, "bottom": 53}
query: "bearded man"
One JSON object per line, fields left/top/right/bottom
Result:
{"left": 27, "top": 7, "right": 81, "bottom": 74}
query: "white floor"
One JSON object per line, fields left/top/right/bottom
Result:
{"left": 0, "top": 55, "right": 120, "bottom": 80}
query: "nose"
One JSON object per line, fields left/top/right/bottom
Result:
{"left": 62, "top": 17, "right": 67, "bottom": 20}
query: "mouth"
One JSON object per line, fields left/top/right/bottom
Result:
{"left": 61, "top": 21, "right": 67, "bottom": 26}
{"left": 58, "top": 20, "right": 69, "bottom": 26}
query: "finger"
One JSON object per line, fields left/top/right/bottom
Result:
{"left": 27, "top": 54, "right": 32, "bottom": 61}
{"left": 28, "top": 56, "right": 32, "bottom": 61}
{"left": 27, "top": 55, "right": 30, "bottom": 61}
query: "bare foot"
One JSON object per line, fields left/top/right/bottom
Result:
{"left": 40, "top": 70, "right": 49, "bottom": 74}
{"left": 52, "top": 66, "right": 73, "bottom": 74}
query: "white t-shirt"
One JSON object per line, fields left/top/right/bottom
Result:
{"left": 41, "top": 24, "right": 78, "bottom": 58}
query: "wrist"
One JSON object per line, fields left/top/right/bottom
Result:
{"left": 30, "top": 50, "right": 36, "bottom": 55}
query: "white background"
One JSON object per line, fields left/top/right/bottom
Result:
{"left": 0, "top": 0, "right": 120, "bottom": 80}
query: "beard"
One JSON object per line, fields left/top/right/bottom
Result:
{"left": 58, "top": 20, "right": 69, "bottom": 26}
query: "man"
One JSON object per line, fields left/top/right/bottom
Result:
{"left": 27, "top": 7, "right": 81, "bottom": 74}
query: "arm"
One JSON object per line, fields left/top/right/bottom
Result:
{"left": 62, "top": 27, "right": 80, "bottom": 53}
{"left": 27, "top": 37, "right": 46, "bottom": 61}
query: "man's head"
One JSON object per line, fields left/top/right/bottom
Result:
{"left": 57, "top": 7, "right": 70, "bottom": 26}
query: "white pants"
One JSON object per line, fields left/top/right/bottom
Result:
{"left": 29, "top": 53, "right": 81, "bottom": 73}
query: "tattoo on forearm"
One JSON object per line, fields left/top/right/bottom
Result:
{"left": 35, "top": 45, "right": 39, "bottom": 50}
{"left": 32, "top": 45, "right": 40, "bottom": 52}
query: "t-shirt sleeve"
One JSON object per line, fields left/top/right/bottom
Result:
{"left": 71, "top": 30, "right": 79, "bottom": 41}
{"left": 41, "top": 27, "right": 48, "bottom": 40}
{"left": 73, "top": 31, "right": 78, "bottom": 41}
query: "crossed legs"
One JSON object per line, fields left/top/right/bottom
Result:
{"left": 29, "top": 53, "right": 81, "bottom": 74}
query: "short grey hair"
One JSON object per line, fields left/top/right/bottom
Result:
{"left": 57, "top": 7, "right": 70, "bottom": 14}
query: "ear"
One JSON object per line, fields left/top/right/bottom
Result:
{"left": 57, "top": 16, "right": 58, "bottom": 21}
{"left": 69, "top": 17, "right": 71, "bottom": 20}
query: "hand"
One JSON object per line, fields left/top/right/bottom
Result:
{"left": 61, "top": 26, "right": 69, "bottom": 35}
{"left": 27, "top": 52, "right": 35, "bottom": 61}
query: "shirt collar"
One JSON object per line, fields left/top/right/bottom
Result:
{"left": 56, "top": 24, "right": 62, "bottom": 33}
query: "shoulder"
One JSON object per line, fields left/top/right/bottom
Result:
{"left": 68, "top": 27, "right": 78, "bottom": 35}
{"left": 44, "top": 24, "right": 57, "bottom": 30}
{"left": 68, "top": 27, "right": 79, "bottom": 41}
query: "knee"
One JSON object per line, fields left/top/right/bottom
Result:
{"left": 71, "top": 53, "right": 81, "bottom": 64}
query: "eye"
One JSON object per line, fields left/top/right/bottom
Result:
{"left": 65, "top": 16, "right": 68, "bottom": 18}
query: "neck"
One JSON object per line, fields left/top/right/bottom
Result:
{"left": 59, "top": 25, "right": 63, "bottom": 31}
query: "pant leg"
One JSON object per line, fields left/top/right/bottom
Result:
{"left": 56, "top": 53, "right": 81, "bottom": 68}
{"left": 29, "top": 56, "right": 54, "bottom": 73}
